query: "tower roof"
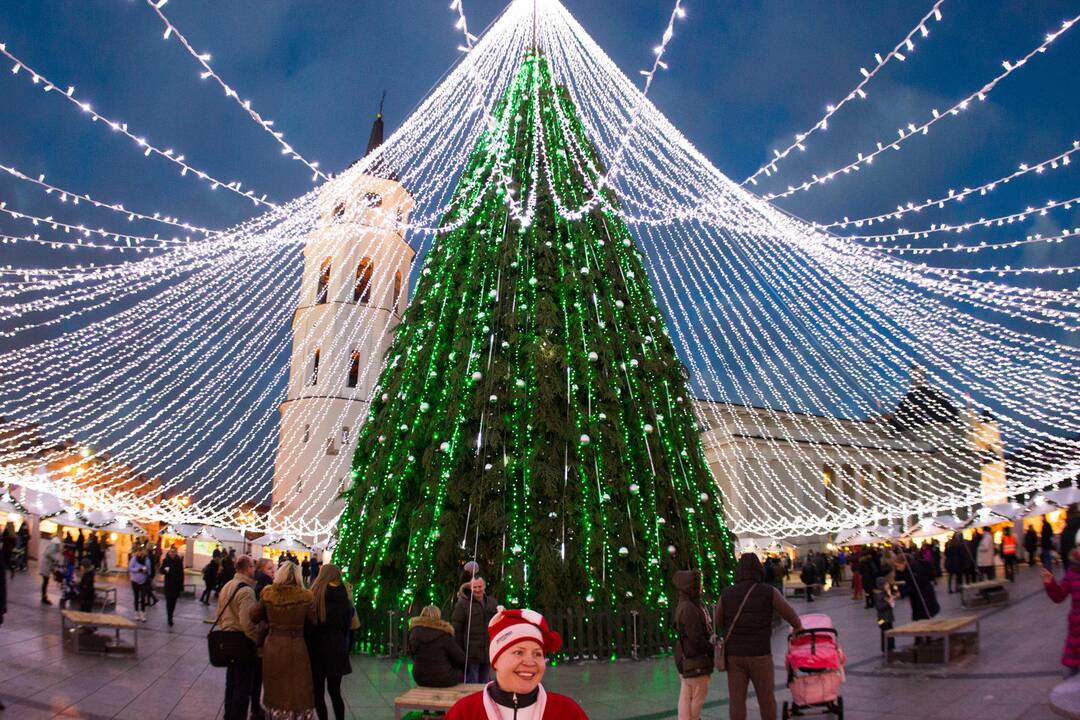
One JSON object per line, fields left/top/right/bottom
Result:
{"left": 354, "top": 92, "right": 396, "bottom": 180}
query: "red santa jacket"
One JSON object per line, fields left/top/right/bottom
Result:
{"left": 446, "top": 685, "right": 588, "bottom": 720}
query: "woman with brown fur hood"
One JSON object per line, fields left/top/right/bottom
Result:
{"left": 250, "top": 562, "right": 317, "bottom": 719}
{"left": 409, "top": 605, "right": 467, "bottom": 687}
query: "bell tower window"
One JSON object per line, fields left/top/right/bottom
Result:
{"left": 309, "top": 348, "right": 320, "bottom": 386}
{"left": 332, "top": 201, "right": 346, "bottom": 221}
{"left": 393, "top": 271, "right": 403, "bottom": 312}
{"left": 316, "top": 257, "right": 332, "bottom": 305}
{"left": 348, "top": 350, "right": 360, "bottom": 388}
{"left": 363, "top": 192, "right": 382, "bottom": 208}
{"left": 354, "top": 257, "right": 373, "bottom": 303}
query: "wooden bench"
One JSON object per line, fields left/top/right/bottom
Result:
{"left": 61, "top": 610, "right": 138, "bottom": 656}
{"left": 961, "top": 580, "right": 1009, "bottom": 608}
{"left": 783, "top": 580, "right": 822, "bottom": 599}
{"left": 885, "top": 615, "right": 979, "bottom": 665}
{"left": 394, "top": 684, "right": 485, "bottom": 720}
{"left": 93, "top": 586, "right": 117, "bottom": 612}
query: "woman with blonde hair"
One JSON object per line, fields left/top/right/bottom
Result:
{"left": 408, "top": 604, "right": 466, "bottom": 687}
{"left": 250, "top": 562, "right": 316, "bottom": 719}
{"left": 306, "top": 564, "right": 354, "bottom": 720}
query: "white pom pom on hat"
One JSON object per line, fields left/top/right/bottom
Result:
{"left": 487, "top": 608, "right": 562, "bottom": 666}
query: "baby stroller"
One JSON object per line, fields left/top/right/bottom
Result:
{"left": 782, "top": 613, "right": 846, "bottom": 719}
{"left": 57, "top": 562, "right": 79, "bottom": 609}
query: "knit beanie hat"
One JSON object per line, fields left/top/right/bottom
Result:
{"left": 487, "top": 609, "right": 562, "bottom": 667}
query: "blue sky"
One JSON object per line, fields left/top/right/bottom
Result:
{"left": 1, "top": 0, "right": 1078, "bottom": 457}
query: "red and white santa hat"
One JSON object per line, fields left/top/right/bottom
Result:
{"left": 487, "top": 609, "right": 562, "bottom": 667}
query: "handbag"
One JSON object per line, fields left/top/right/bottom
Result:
{"left": 207, "top": 583, "right": 256, "bottom": 667}
{"left": 714, "top": 583, "right": 757, "bottom": 672}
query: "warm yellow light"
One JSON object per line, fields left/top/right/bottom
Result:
{"left": 109, "top": 533, "right": 118, "bottom": 542}
{"left": 40, "top": 520, "right": 57, "bottom": 534}
{"left": 79, "top": 447, "right": 91, "bottom": 458}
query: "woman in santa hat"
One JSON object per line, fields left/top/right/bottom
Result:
{"left": 446, "top": 608, "right": 588, "bottom": 719}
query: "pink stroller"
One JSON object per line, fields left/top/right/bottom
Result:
{"left": 782, "top": 613, "right": 846, "bottom": 719}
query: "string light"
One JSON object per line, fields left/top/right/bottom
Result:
{"left": 743, "top": 0, "right": 947, "bottom": 186}
{"left": 0, "top": 40, "right": 280, "bottom": 210}
{"left": 143, "top": 0, "right": 328, "bottom": 182}
{"left": 758, "top": 14, "right": 1080, "bottom": 201}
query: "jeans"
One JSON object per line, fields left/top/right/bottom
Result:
{"left": 1042, "top": 549, "right": 1055, "bottom": 568}
{"left": 224, "top": 661, "right": 255, "bottom": 720}
{"left": 200, "top": 581, "right": 213, "bottom": 604}
{"left": 464, "top": 662, "right": 490, "bottom": 684}
{"left": 727, "top": 655, "right": 776, "bottom": 720}
{"left": 677, "top": 674, "right": 710, "bottom": 720}
{"left": 40, "top": 574, "right": 49, "bottom": 600}
{"left": 313, "top": 672, "right": 344, "bottom": 720}
{"left": 131, "top": 582, "right": 146, "bottom": 612}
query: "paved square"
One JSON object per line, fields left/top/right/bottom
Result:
{"left": 0, "top": 563, "right": 1067, "bottom": 719}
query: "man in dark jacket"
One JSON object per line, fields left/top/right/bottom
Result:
{"left": 0, "top": 546, "right": 6, "bottom": 711}
{"left": 451, "top": 576, "right": 499, "bottom": 684}
{"left": 200, "top": 558, "right": 218, "bottom": 605}
{"left": 714, "top": 554, "right": 803, "bottom": 720}
{"left": 409, "top": 605, "right": 466, "bottom": 687}
{"left": 799, "top": 562, "right": 818, "bottom": 603}
{"left": 1025, "top": 525, "right": 1040, "bottom": 566}
{"left": 894, "top": 552, "right": 940, "bottom": 621}
{"left": 76, "top": 559, "right": 95, "bottom": 612}
{"left": 160, "top": 545, "right": 185, "bottom": 626}
{"left": 1061, "top": 505, "right": 1080, "bottom": 563}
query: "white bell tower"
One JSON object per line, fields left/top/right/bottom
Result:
{"left": 271, "top": 110, "right": 414, "bottom": 534}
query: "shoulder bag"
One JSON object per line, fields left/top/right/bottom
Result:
{"left": 207, "top": 583, "right": 256, "bottom": 667}
{"left": 714, "top": 583, "right": 757, "bottom": 672}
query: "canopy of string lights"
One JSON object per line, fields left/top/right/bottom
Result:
{"left": 1, "top": 0, "right": 1078, "bottom": 543}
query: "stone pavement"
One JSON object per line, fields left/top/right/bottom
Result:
{"left": 0, "top": 563, "right": 1068, "bottom": 719}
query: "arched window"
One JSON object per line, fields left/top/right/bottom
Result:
{"left": 309, "top": 348, "right": 320, "bottom": 386}
{"left": 393, "top": 271, "right": 403, "bottom": 312}
{"left": 316, "top": 257, "right": 332, "bottom": 304}
{"left": 332, "top": 201, "right": 346, "bottom": 221}
{"left": 347, "top": 350, "right": 360, "bottom": 388}
{"left": 354, "top": 257, "right": 373, "bottom": 303}
{"left": 363, "top": 192, "right": 382, "bottom": 208}
{"left": 303, "top": 424, "right": 310, "bottom": 443}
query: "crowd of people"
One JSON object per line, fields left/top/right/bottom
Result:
{"left": 10, "top": 514, "right": 1080, "bottom": 720}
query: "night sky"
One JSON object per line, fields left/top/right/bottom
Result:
{"left": 2, "top": 0, "right": 1078, "bottom": 472}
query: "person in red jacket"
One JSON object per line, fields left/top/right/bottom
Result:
{"left": 446, "top": 608, "right": 588, "bottom": 720}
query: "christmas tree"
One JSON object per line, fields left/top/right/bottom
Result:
{"left": 334, "top": 53, "right": 734, "bottom": 616}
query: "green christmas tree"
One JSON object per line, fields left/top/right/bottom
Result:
{"left": 334, "top": 53, "right": 734, "bottom": 618}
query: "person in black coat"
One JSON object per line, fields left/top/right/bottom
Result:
{"left": 200, "top": 557, "right": 218, "bottom": 605}
{"left": 1042, "top": 520, "right": 1057, "bottom": 568}
{"left": 408, "top": 606, "right": 466, "bottom": 687}
{"left": 76, "top": 559, "right": 95, "bottom": 612}
{"left": 945, "top": 533, "right": 966, "bottom": 593}
{"left": 160, "top": 545, "right": 185, "bottom": 626}
{"left": 1025, "top": 526, "right": 1040, "bottom": 566}
{"left": 1061, "top": 506, "right": 1080, "bottom": 564}
{"left": 894, "top": 552, "right": 940, "bottom": 621}
{"left": 451, "top": 576, "right": 500, "bottom": 684}
{"left": 799, "top": 561, "right": 819, "bottom": 602}
{"left": 307, "top": 564, "right": 354, "bottom": 720}
{"left": 0, "top": 545, "right": 6, "bottom": 711}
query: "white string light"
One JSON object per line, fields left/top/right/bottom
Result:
{"left": 143, "top": 0, "right": 328, "bottom": 182}
{"left": 743, "top": 0, "right": 947, "bottom": 187}
{"left": 758, "top": 14, "right": 1080, "bottom": 201}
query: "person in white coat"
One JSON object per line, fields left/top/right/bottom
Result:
{"left": 40, "top": 536, "right": 62, "bottom": 605}
{"left": 976, "top": 530, "right": 997, "bottom": 581}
